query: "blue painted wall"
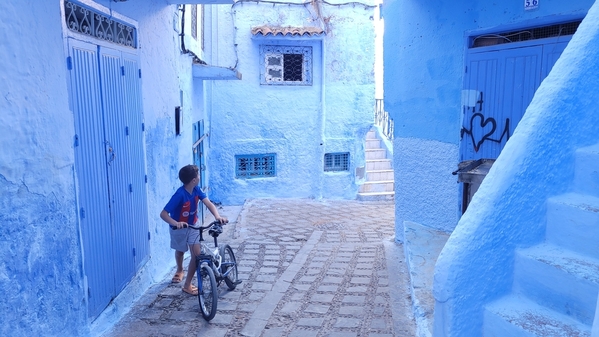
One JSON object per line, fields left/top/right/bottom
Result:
{"left": 0, "top": 1, "right": 219, "bottom": 335}
{"left": 384, "top": 0, "right": 593, "bottom": 238}
{"left": 206, "top": 1, "right": 376, "bottom": 205}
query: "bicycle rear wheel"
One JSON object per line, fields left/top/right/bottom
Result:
{"left": 197, "top": 263, "right": 218, "bottom": 321}
{"left": 219, "top": 244, "right": 239, "bottom": 290}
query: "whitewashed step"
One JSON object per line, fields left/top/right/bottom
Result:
{"left": 366, "top": 138, "right": 382, "bottom": 149}
{"left": 514, "top": 243, "right": 599, "bottom": 325}
{"left": 366, "top": 130, "right": 377, "bottom": 139}
{"left": 546, "top": 193, "right": 599, "bottom": 257}
{"left": 366, "top": 149, "right": 387, "bottom": 160}
{"left": 357, "top": 191, "right": 394, "bottom": 201}
{"left": 359, "top": 181, "right": 394, "bottom": 193}
{"left": 366, "top": 159, "right": 392, "bottom": 171}
{"left": 484, "top": 294, "right": 591, "bottom": 337}
{"left": 366, "top": 169, "right": 394, "bottom": 181}
{"left": 573, "top": 144, "right": 599, "bottom": 197}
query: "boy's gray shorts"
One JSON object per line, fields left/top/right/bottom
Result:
{"left": 170, "top": 227, "right": 200, "bottom": 252}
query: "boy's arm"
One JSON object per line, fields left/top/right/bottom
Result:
{"left": 160, "top": 209, "right": 188, "bottom": 229}
{"left": 202, "top": 198, "right": 228, "bottom": 223}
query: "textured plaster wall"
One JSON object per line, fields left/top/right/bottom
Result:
{"left": 0, "top": 1, "right": 87, "bottom": 335}
{"left": 1, "top": 1, "right": 208, "bottom": 335}
{"left": 207, "top": 1, "right": 375, "bottom": 205}
{"left": 383, "top": 0, "right": 594, "bottom": 237}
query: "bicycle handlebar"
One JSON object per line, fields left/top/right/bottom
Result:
{"left": 171, "top": 219, "right": 228, "bottom": 231}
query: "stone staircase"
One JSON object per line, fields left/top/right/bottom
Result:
{"left": 358, "top": 129, "right": 394, "bottom": 200}
{"left": 482, "top": 143, "right": 599, "bottom": 336}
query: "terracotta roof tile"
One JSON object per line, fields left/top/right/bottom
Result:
{"left": 251, "top": 25, "right": 325, "bottom": 37}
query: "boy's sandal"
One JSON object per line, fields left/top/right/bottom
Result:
{"left": 171, "top": 271, "right": 185, "bottom": 283}
{"left": 182, "top": 285, "right": 198, "bottom": 296}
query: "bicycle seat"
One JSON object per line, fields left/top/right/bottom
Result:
{"left": 209, "top": 224, "right": 223, "bottom": 237}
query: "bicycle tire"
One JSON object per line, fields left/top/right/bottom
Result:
{"left": 219, "top": 244, "right": 239, "bottom": 290}
{"left": 197, "top": 263, "right": 218, "bottom": 321}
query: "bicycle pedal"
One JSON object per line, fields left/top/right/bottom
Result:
{"left": 234, "top": 280, "right": 243, "bottom": 285}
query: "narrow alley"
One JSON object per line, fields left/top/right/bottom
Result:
{"left": 103, "top": 199, "right": 416, "bottom": 337}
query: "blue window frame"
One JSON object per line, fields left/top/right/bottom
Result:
{"left": 235, "top": 153, "right": 276, "bottom": 178}
{"left": 324, "top": 152, "right": 349, "bottom": 172}
{"left": 260, "top": 45, "right": 313, "bottom": 85}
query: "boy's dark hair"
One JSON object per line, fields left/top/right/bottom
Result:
{"left": 179, "top": 165, "right": 199, "bottom": 185}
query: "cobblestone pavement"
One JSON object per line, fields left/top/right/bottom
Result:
{"left": 104, "top": 199, "right": 416, "bottom": 337}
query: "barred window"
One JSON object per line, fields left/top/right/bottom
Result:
{"left": 260, "top": 45, "right": 312, "bottom": 85}
{"left": 324, "top": 153, "right": 350, "bottom": 172}
{"left": 64, "top": 0, "right": 137, "bottom": 48}
{"left": 236, "top": 154, "right": 276, "bottom": 179}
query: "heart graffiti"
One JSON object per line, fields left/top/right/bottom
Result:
{"left": 469, "top": 113, "right": 496, "bottom": 152}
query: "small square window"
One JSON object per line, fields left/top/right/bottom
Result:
{"left": 324, "top": 152, "right": 349, "bottom": 172}
{"left": 236, "top": 154, "right": 276, "bottom": 179}
{"left": 260, "top": 45, "right": 312, "bottom": 86}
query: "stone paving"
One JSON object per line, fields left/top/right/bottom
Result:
{"left": 104, "top": 198, "right": 416, "bottom": 337}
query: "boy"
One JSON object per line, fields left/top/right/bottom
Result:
{"left": 160, "top": 164, "right": 227, "bottom": 295}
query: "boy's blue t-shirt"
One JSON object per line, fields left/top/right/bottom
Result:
{"left": 164, "top": 185, "right": 207, "bottom": 225}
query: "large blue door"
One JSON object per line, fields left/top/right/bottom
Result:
{"left": 461, "top": 38, "right": 571, "bottom": 161}
{"left": 68, "top": 39, "right": 149, "bottom": 319}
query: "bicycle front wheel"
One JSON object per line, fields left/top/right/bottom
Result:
{"left": 197, "top": 263, "right": 218, "bottom": 321}
{"left": 219, "top": 244, "right": 239, "bottom": 290}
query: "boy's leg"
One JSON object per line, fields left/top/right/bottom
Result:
{"left": 183, "top": 243, "right": 201, "bottom": 294}
{"left": 172, "top": 250, "right": 185, "bottom": 283}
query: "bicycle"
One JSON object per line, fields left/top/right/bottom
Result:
{"left": 186, "top": 220, "right": 241, "bottom": 321}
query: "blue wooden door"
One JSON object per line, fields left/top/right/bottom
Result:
{"left": 461, "top": 45, "right": 542, "bottom": 161}
{"left": 193, "top": 120, "right": 206, "bottom": 223}
{"left": 68, "top": 39, "right": 149, "bottom": 319}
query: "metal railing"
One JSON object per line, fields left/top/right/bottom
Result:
{"left": 375, "top": 99, "right": 394, "bottom": 140}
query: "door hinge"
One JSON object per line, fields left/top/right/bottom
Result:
{"left": 67, "top": 56, "right": 73, "bottom": 70}
{"left": 465, "top": 66, "right": 468, "bottom": 73}
{"left": 121, "top": 66, "right": 125, "bottom": 76}
{"left": 129, "top": 184, "right": 133, "bottom": 192}
{"left": 80, "top": 207, "right": 85, "bottom": 219}
{"left": 148, "top": 231, "right": 151, "bottom": 240}
{"left": 74, "top": 134, "right": 79, "bottom": 147}
{"left": 139, "top": 69, "right": 142, "bottom": 78}
{"left": 145, "top": 175, "right": 148, "bottom": 183}
{"left": 142, "top": 123, "right": 145, "bottom": 132}
{"left": 125, "top": 126, "right": 129, "bottom": 136}
{"left": 88, "top": 287, "right": 91, "bottom": 298}
{"left": 133, "top": 248, "right": 136, "bottom": 256}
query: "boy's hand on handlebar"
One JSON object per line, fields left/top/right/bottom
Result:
{"left": 171, "top": 221, "right": 188, "bottom": 230}
{"left": 216, "top": 217, "right": 228, "bottom": 224}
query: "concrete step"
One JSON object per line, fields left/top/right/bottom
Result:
{"left": 514, "top": 243, "right": 599, "bottom": 325}
{"left": 359, "top": 181, "right": 394, "bottom": 193}
{"left": 366, "top": 138, "right": 382, "bottom": 149}
{"left": 366, "top": 169, "right": 394, "bottom": 181}
{"left": 357, "top": 191, "right": 395, "bottom": 201}
{"left": 573, "top": 143, "right": 599, "bottom": 197}
{"left": 366, "top": 130, "right": 377, "bottom": 139}
{"left": 366, "top": 159, "right": 392, "bottom": 171}
{"left": 365, "top": 148, "right": 387, "bottom": 160}
{"left": 483, "top": 294, "right": 591, "bottom": 337}
{"left": 546, "top": 193, "right": 599, "bottom": 257}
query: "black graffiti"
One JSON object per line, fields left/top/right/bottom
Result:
{"left": 461, "top": 113, "right": 511, "bottom": 152}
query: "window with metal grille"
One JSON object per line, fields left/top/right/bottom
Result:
{"left": 324, "top": 152, "right": 350, "bottom": 172}
{"left": 191, "top": 5, "right": 198, "bottom": 40}
{"left": 64, "top": 0, "right": 137, "bottom": 48}
{"left": 260, "top": 45, "right": 312, "bottom": 85}
{"left": 235, "top": 154, "right": 276, "bottom": 178}
{"left": 471, "top": 20, "right": 582, "bottom": 48}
